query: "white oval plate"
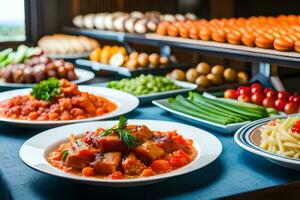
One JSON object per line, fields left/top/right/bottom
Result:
{"left": 0, "top": 86, "right": 139, "bottom": 128}
{"left": 234, "top": 114, "right": 300, "bottom": 170}
{"left": 94, "top": 80, "right": 198, "bottom": 103}
{"left": 153, "top": 99, "right": 249, "bottom": 134}
{"left": 19, "top": 120, "right": 222, "bottom": 186}
{"left": 0, "top": 68, "right": 95, "bottom": 90}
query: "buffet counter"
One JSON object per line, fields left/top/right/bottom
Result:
{"left": 1, "top": 104, "right": 299, "bottom": 200}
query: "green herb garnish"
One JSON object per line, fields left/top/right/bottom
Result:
{"left": 31, "top": 78, "right": 61, "bottom": 101}
{"left": 61, "top": 150, "right": 69, "bottom": 161}
{"left": 100, "top": 116, "right": 143, "bottom": 148}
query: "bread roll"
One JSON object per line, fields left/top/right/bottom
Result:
{"left": 146, "top": 20, "right": 158, "bottom": 32}
{"left": 163, "top": 14, "right": 176, "bottom": 22}
{"left": 241, "top": 32, "right": 256, "bottom": 46}
{"left": 255, "top": 33, "right": 274, "bottom": 48}
{"left": 175, "top": 14, "right": 185, "bottom": 21}
{"left": 73, "top": 15, "right": 84, "bottom": 28}
{"left": 130, "top": 11, "right": 144, "bottom": 19}
{"left": 185, "top": 13, "right": 197, "bottom": 20}
{"left": 134, "top": 19, "right": 148, "bottom": 34}
{"left": 273, "top": 36, "right": 294, "bottom": 51}
{"left": 83, "top": 14, "right": 95, "bottom": 29}
{"left": 114, "top": 15, "right": 129, "bottom": 32}
{"left": 211, "top": 29, "right": 227, "bottom": 43}
{"left": 124, "top": 17, "right": 137, "bottom": 33}
{"left": 94, "top": 13, "right": 108, "bottom": 30}
{"left": 294, "top": 40, "right": 300, "bottom": 52}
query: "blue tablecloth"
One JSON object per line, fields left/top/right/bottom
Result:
{"left": 1, "top": 105, "right": 300, "bottom": 200}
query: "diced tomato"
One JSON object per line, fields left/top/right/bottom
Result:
{"left": 173, "top": 135, "right": 189, "bottom": 146}
{"left": 151, "top": 160, "right": 172, "bottom": 173}
{"left": 291, "top": 120, "right": 300, "bottom": 133}
{"left": 82, "top": 167, "right": 95, "bottom": 177}
{"left": 141, "top": 168, "right": 155, "bottom": 177}
{"left": 169, "top": 149, "right": 190, "bottom": 167}
{"left": 108, "top": 171, "right": 123, "bottom": 179}
{"left": 52, "top": 152, "right": 61, "bottom": 161}
{"left": 268, "top": 120, "right": 276, "bottom": 126}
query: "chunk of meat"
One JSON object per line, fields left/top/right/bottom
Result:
{"left": 153, "top": 135, "right": 192, "bottom": 154}
{"left": 96, "top": 135, "right": 128, "bottom": 152}
{"left": 133, "top": 141, "right": 165, "bottom": 163}
{"left": 127, "top": 125, "right": 154, "bottom": 140}
{"left": 64, "top": 152, "right": 95, "bottom": 169}
{"left": 121, "top": 153, "right": 146, "bottom": 175}
{"left": 92, "top": 152, "right": 122, "bottom": 175}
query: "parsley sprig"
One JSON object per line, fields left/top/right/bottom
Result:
{"left": 100, "top": 116, "right": 143, "bottom": 148}
{"left": 31, "top": 78, "right": 61, "bottom": 101}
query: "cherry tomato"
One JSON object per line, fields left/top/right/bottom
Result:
{"left": 266, "top": 90, "right": 277, "bottom": 98}
{"left": 250, "top": 83, "right": 263, "bottom": 94}
{"left": 262, "top": 97, "right": 275, "bottom": 108}
{"left": 238, "top": 94, "right": 251, "bottom": 102}
{"left": 277, "top": 91, "right": 289, "bottom": 100}
{"left": 237, "top": 86, "right": 251, "bottom": 96}
{"left": 263, "top": 87, "right": 272, "bottom": 94}
{"left": 284, "top": 102, "right": 298, "bottom": 114}
{"left": 251, "top": 92, "right": 264, "bottom": 105}
{"left": 275, "top": 98, "right": 287, "bottom": 111}
{"left": 224, "top": 89, "right": 238, "bottom": 99}
{"left": 288, "top": 95, "right": 300, "bottom": 105}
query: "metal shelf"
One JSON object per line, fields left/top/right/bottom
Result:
{"left": 63, "top": 27, "right": 300, "bottom": 67}
{"left": 62, "top": 27, "right": 159, "bottom": 46}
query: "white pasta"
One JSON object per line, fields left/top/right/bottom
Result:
{"left": 259, "top": 117, "right": 300, "bottom": 159}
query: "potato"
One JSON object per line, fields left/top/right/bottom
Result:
{"left": 211, "top": 65, "right": 225, "bottom": 75}
{"left": 196, "top": 62, "right": 211, "bottom": 75}
{"left": 237, "top": 72, "right": 249, "bottom": 84}
{"left": 137, "top": 53, "right": 149, "bottom": 67}
{"left": 159, "top": 56, "right": 169, "bottom": 65}
{"left": 195, "top": 75, "right": 210, "bottom": 88}
{"left": 125, "top": 59, "right": 138, "bottom": 70}
{"left": 186, "top": 68, "right": 199, "bottom": 83}
{"left": 149, "top": 53, "right": 159, "bottom": 66}
{"left": 223, "top": 68, "right": 237, "bottom": 82}
{"left": 170, "top": 69, "right": 185, "bottom": 81}
{"left": 207, "top": 73, "right": 223, "bottom": 85}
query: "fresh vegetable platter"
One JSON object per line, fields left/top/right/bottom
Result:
{"left": 224, "top": 83, "right": 300, "bottom": 114}
{"left": 153, "top": 92, "right": 279, "bottom": 133}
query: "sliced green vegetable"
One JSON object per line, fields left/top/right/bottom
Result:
{"left": 169, "top": 98, "right": 229, "bottom": 125}
{"left": 14, "top": 45, "right": 28, "bottom": 63}
{"left": 61, "top": 150, "right": 69, "bottom": 161}
{"left": 0, "top": 48, "right": 13, "bottom": 62}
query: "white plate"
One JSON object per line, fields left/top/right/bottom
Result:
{"left": 19, "top": 120, "right": 222, "bottom": 186}
{"left": 234, "top": 114, "right": 300, "bottom": 170}
{"left": 95, "top": 80, "right": 198, "bottom": 103}
{"left": 0, "top": 86, "right": 139, "bottom": 128}
{"left": 0, "top": 68, "right": 95, "bottom": 90}
{"left": 153, "top": 98, "right": 249, "bottom": 134}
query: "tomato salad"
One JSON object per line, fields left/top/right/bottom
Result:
{"left": 48, "top": 116, "right": 197, "bottom": 179}
{"left": 0, "top": 78, "right": 117, "bottom": 121}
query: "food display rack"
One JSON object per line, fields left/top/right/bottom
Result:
{"left": 63, "top": 27, "right": 300, "bottom": 69}
{"left": 76, "top": 59, "right": 191, "bottom": 77}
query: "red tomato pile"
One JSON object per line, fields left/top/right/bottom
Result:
{"left": 224, "top": 83, "right": 300, "bottom": 114}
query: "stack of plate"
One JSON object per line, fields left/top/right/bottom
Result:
{"left": 234, "top": 114, "right": 300, "bottom": 170}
